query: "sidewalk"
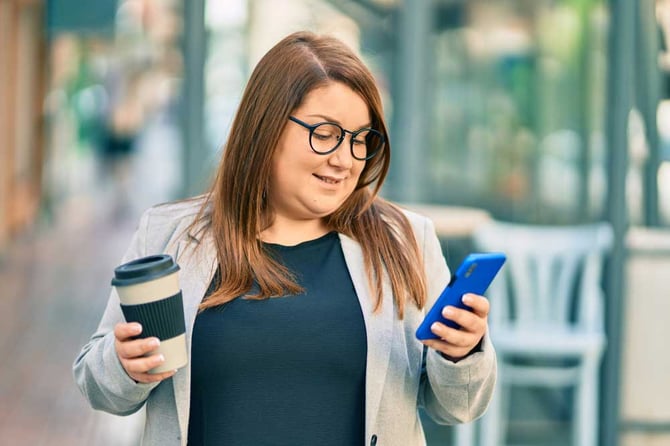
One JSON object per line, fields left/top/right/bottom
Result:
{"left": 0, "top": 199, "right": 144, "bottom": 445}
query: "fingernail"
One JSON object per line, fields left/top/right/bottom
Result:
{"left": 443, "top": 307, "right": 455, "bottom": 317}
{"left": 150, "top": 338, "right": 160, "bottom": 348}
{"left": 462, "top": 294, "right": 473, "bottom": 304}
{"left": 133, "top": 323, "right": 143, "bottom": 333}
{"left": 431, "top": 323, "right": 439, "bottom": 331}
{"left": 157, "top": 354, "right": 165, "bottom": 363}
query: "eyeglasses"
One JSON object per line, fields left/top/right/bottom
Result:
{"left": 288, "top": 116, "right": 385, "bottom": 161}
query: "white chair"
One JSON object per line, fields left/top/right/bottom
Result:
{"left": 454, "top": 221, "right": 613, "bottom": 446}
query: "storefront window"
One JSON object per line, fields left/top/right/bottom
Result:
{"left": 43, "top": 0, "right": 184, "bottom": 219}
{"left": 428, "top": 0, "right": 607, "bottom": 224}
{"left": 203, "top": 0, "right": 249, "bottom": 156}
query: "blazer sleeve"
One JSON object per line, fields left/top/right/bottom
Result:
{"left": 72, "top": 208, "right": 161, "bottom": 416}
{"left": 417, "top": 217, "right": 497, "bottom": 424}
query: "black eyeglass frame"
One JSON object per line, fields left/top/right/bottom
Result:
{"left": 288, "top": 115, "right": 385, "bottom": 161}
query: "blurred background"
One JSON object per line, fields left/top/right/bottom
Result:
{"left": 0, "top": 0, "right": 669, "bottom": 445}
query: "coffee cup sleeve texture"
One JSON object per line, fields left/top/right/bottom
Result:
{"left": 112, "top": 255, "right": 186, "bottom": 342}
{"left": 119, "top": 292, "right": 186, "bottom": 341}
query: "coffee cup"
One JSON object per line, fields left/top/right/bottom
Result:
{"left": 112, "top": 254, "right": 187, "bottom": 374}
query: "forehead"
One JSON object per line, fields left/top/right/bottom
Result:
{"left": 297, "top": 81, "right": 371, "bottom": 125}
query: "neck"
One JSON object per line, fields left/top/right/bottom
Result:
{"left": 259, "top": 216, "right": 331, "bottom": 246}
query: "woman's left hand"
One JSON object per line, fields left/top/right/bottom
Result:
{"left": 421, "top": 293, "right": 489, "bottom": 361}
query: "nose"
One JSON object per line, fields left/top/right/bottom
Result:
{"left": 327, "top": 133, "right": 355, "bottom": 169}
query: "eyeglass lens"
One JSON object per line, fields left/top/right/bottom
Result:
{"left": 310, "top": 123, "right": 383, "bottom": 160}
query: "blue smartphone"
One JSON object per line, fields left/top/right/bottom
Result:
{"left": 415, "top": 252, "right": 506, "bottom": 341}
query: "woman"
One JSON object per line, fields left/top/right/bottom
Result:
{"left": 74, "top": 31, "right": 496, "bottom": 446}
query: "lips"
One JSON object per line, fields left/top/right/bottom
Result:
{"left": 314, "top": 174, "right": 344, "bottom": 185}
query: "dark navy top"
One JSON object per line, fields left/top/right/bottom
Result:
{"left": 187, "top": 231, "right": 367, "bottom": 446}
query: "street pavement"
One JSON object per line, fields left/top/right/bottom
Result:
{"left": 0, "top": 199, "right": 144, "bottom": 445}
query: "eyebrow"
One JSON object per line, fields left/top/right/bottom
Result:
{"left": 305, "top": 113, "right": 372, "bottom": 129}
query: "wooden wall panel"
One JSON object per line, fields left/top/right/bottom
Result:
{"left": 12, "top": 3, "right": 43, "bottom": 232}
{"left": 0, "top": 0, "right": 45, "bottom": 252}
{"left": 0, "top": 1, "right": 17, "bottom": 251}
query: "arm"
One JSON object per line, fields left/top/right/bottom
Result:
{"left": 417, "top": 218, "right": 497, "bottom": 424}
{"left": 72, "top": 209, "right": 161, "bottom": 415}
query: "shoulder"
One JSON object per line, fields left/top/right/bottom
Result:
{"left": 400, "top": 207, "right": 433, "bottom": 234}
{"left": 377, "top": 199, "right": 435, "bottom": 243}
{"left": 143, "top": 195, "right": 206, "bottom": 222}
{"left": 137, "top": 195, "right": 208, "bottom": 252}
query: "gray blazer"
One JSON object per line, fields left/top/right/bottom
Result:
{"left": 73, "top": 199, "right": 496, "bottom": 446}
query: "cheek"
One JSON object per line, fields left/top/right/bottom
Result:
{"left": 271, "top": 152, "right": 315, "bottom": 187}
{"left": 280, "top": 142, "right": 320, "bottom": 168}
{"left": 351, "top": 163, "right": 366, "bottom": 183}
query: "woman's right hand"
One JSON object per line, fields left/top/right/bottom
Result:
{"left": 114, "top": 322, "right": 177, "bottom": 384}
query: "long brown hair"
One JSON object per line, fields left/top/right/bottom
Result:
{"left": 193, "top": 31, "right": 426, "bottom": 318}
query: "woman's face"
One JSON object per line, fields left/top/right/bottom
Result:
{"left": 268, "top": 81, "right": 370, "bottom": 223}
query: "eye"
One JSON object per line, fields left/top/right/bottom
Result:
{"left": 313, "top": 123, "right": 341, "bottom": 141}
{"left": 353, "top": 129, "right": 371, "bottom": 145}
{"left": 313, "top": 131, "right": 336, "bottom": 141}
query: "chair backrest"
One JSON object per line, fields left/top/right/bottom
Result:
{"left": 472, "top": 222, "right": 613, "bottom": 333}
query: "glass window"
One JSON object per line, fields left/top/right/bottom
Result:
{"left": 427, "top": 0, "right": 608, "bottom": 224}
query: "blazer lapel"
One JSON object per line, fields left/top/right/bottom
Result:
{"left": 339, "top": 234, "right": 394, "bottom": 440}
{"left": 172, "top": 233, "right": 217, "bottom": 445}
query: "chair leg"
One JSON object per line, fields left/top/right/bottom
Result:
{"left": 573, "top": 359, "right": 599, "bottom": 446}
{"left": 453, "top": 421, "right": 475, "bottom": 446}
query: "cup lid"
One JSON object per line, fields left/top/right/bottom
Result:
{"left": 112, "top": 254, "right": 180, "bottom": 286}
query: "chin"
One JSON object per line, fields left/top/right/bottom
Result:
{"left": 303, "top": 195, "right": 350, "bottom": 218}
{"left": 307, "top": 208, "right": 337, "bottom": 219}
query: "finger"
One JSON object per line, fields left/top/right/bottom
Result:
{"left": 462, "top": 294, "right": 490, "bottom": 318}
{"left": 122, "top": 353, "right": 167, "bottom": 375}
{"left": 422, "top": 338, "right": 453, "bottom": 351}
{"left": 442, "top": 306, "right": 486, "bottom": 334}
{"left": 421, "top": 339, "right": 469, "bottom": 359}
{"left": 114, "top": 322, "right": 143, "bottom": 342}
{"left": 429, "top": 322, "right": 478, "bottom": 348}
{"left": 117, "top": 337, "right": 161, "bottom": 360}
{"left": 131, "top": 369, "right": 177, "bottom": 384}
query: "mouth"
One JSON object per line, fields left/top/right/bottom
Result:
{"left": 314, "top": 174, "right": 344, "bottom": 185}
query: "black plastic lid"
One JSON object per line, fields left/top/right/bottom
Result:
{"left": 111, "top": 254, "right": 180, "bottom": 286}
